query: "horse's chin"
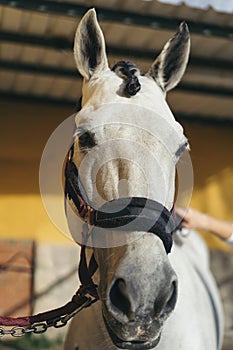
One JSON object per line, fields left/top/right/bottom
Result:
{"left": 103, "top": 314, "right": 161, "bottom": 350}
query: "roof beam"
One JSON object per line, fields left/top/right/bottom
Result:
{"left": 0, "top": 30, "right": 72, "bottom": 50}
{"left": 1, "top": 90, "right": 232, "bottom": 126}
{"left": 0, "top": 30, "right": 233, "bottom": 73}
{"left": 1, "top": 59, "right": 233, "bottom": 98}
{"left": 0, "top": 0, "right": 233, "bottom": 39}
{"left": 0, "top": 59, "right": 79, "bottom": 77}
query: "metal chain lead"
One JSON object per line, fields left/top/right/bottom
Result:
{"left": 0, "top": 297, "right": 95, "bottom": 337}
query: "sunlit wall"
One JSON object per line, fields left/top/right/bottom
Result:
{"left": 0, "top": 97, "right": 232, "bottom": 249}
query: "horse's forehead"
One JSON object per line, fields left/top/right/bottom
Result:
{"left": 77, "top": 71, "right": 185, "bottom": 151}
{"left": 82, "top": 71, "right": 166, "bottom": 110}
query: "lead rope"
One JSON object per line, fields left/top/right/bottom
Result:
{"left": 0, "top": 225, "right": 99, "bottom": 338}
{"left": 78, "top": 223, "right": 99, "bottom": 300}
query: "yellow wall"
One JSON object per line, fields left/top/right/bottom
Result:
{"left": 0, "top": 98, "right": 232, "bottom": 248}
{"left": 0, "top": 97, "right": 73, "bottom": 243}
{"left": 182, "top": 121, "right": 233, "bottom": 250}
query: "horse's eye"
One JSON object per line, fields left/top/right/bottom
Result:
{"left": 78, "top": 130, "right": 96, "bottom": 149}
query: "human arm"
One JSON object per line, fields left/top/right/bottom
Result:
{"left": 175, "top": 207, "right": 233, "bottom": 242}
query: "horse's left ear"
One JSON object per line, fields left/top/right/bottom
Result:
{"left": 148, "top": 22, "right": 190, "bottom": 92}
{"left": 74, "top": 9, "right": 109, "bottom": 80}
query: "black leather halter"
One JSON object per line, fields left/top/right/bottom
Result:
{"left": 65, "top": 97, "right": 181, "bottom": 301}
{"left": 65, "top": 156, "right": 177, "bottom": 254}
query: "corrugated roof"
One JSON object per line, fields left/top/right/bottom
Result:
{"left": 0, "top": 0, "right": 232, "bottom": 122}
{"left": 158, "top": 0, "right": 233, "bottom": 14}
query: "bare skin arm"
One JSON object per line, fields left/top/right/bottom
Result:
{"left": 176, "top": 207, "right": 233, "bottom": 241}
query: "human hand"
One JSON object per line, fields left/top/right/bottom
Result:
{"left": 176, "top": 207, "right": 233, "bottom": 242}
{"left": 175, "top": 207, "right": 209, "bottom": 231}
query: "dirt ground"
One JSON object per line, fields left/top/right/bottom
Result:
{"left": 0, "top": 335, "right": 63, "bottom": 350}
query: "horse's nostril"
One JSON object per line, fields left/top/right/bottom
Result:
{"left": 109, "top": 278, "right": 134, "bottom": 320}
{"left": 153, "top": 280, "right": 177, "bottom": 318}
{"left": 164, "top": 281, "right": 177, "bottom": 315}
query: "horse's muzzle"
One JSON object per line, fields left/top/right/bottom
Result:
{"left": 103, "top": 312, "right": 162, "bottom": 350}
{"left": 102, "top": 260, "right": 178, "bottom": 349}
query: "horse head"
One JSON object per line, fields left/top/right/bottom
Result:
{"left": 66, "top": 9, "right": 190, "bottom": 350}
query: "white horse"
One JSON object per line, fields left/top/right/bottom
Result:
{"left": 64, "top": 9, "right": 223, "bottom": 350}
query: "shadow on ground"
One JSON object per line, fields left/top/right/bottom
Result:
{"left": 0, "top": 335, "right": 63, "bottom": 350}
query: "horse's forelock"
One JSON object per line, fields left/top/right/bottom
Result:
{"left": 112, "top": 61, "right": 141, "bottom": 97}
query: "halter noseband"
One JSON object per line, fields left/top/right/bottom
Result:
{"left": 65, "top": 157, "right": 177, "bottom": 254}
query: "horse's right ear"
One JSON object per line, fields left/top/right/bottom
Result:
{"left": 74, "top": 9, "right": 109, "bottom": 80}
